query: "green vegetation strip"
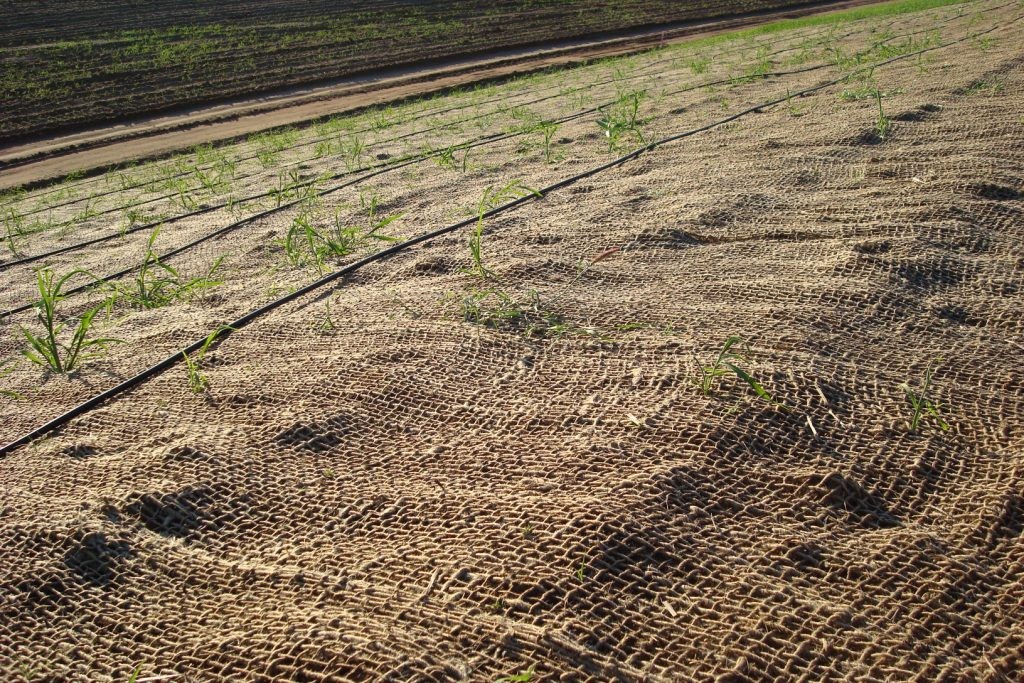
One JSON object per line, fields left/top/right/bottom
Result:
{"left": 689, "top": 0, "right": 971, "bottom": 45}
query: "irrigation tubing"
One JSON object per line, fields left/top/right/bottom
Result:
{"left": 0, "top": 2, "right": 969, "bottom": 279}
{"left": 5, "top": 0, "right": 964, "bottom": 217}
{"left": 1, "top": 13, "right": 1015, "bottom": 458}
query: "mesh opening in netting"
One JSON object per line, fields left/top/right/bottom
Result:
{"left": 1, "top": 1, "right": 1022, "bottom": 680}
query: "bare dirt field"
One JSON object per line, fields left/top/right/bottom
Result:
{"left": 0, "top": 0, "right": 814, "bottom": 144}
{"left": 1, "top": 0, "right": 1022, "bottom": 679}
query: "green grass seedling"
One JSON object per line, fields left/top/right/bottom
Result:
{"left": 183, "top": 350, "right": 207, "bottom": 392}
{"left": 434, "top": 143, "right": 470, "bottom": 171}
{"left": 71, "top": 196, "right": 100, "bottom": 226}
{"left": 371, "top": 106, "right": 397, "bottom": 131}
{"left": 539, "top": 121, "right": 560, "bottom": 163}
{"left": 3, "top": 206, "right": 25, "bottom": 237}
{"left": 183, "top": 326, "right": 230, "bottom": 393}
{"left": 120, "top": 208, "right": 146, "bottom": 237}
{"left": 693, "top": 336, "right": 776, "bottom": 405}
{"left": 875, "top": 88, "right": 891, "bottom": 139}
{"left": 115, "top": 229, "right": 224, "bottom": 308}
{"left": 281, "top": 212, "right": 323, "bottom": 270}
{"left": 125, "top": 664, "right": 143, "bottom": 683}
{"left": 270, "top": 170, "right": 305, "bottom": 207}
{"left": 281, "top": 207, "right": 402, "bottom": 274}
{"left": 963, "top": 76, "right": 1006, "bottom": 95}
{"left": 165, "top": 178, "right": 199, "bottom": 211}
{"left": 4, "top": 214, "right": 22, "bottom": 256}
{"left": 496, "top": 664, "right": 536, "bottom": 683}
{"left": 1, "top": 358, "right": 23, "bottom": 399}
{"left": 435, "top": 144, "right": 457, "bottom": 169}
{"left": 20, "top": 268, "right": 122, "bottom": 374}
{"left": 900, "top": 361, "right": 950, "bottom": 433}
{"left": 465, "top": 181, "right": 541, "bottom": 279}
{"left": 250, "top": 127, "right": 300, "bottom": 168}
{"left": 317, "top": 300, "right": 338, "bottom": 334}
{"left": 597, "top": 90, "right": 646, "bottom": 151}
{"left": 458, "top": 288, "right": 525, "bottom": 327}
{"left": 341, "top": 134, "right": 366, "bottom": 171}
{"left": 785, "top": 88, "right": 807, "bottom": 117}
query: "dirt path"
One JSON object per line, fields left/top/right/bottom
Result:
{"left": 0, "top": 0, "right": 881, "bottom": 190}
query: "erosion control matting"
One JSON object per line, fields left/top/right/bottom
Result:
{"left": 1, "top": 0, "right": 1022, "bottom": 680}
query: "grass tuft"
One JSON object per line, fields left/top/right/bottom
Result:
{"left": 113, "top": 228, "right": 224, "bottom": 309}
{"left": 496, "top": 664, "right": 536, "bottom": 683}
{"left": 596, "top": 90, "right": 646, "bottom": 151}
{"left": 693, "top": 336, "right": 777, "bottom": 405}
{"left": 1, "top": 358, "right": 23, "bottom": 399}
{"left": 183, "top": 326, "right": 230, "bottom": 394}
{"left": 900, "top": 360, "right": 950, "bottom": 433}
{"left": 20, "top": 268, "right": 122, "bottom": 374}
{"left": 874, "top": 88, "right": 892, "bottom": 139}
{"left": 464, "top": 181, "right": 541, "bottom": 279}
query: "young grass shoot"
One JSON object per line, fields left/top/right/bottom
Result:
{"left": 900, "top": 361, "right": 950, "bottom": 434}
{"left": 20, "top": 268, "right": 122, "bottom": 374}
{"left": 693, "top": 336, "right": 778, "bottom": 406}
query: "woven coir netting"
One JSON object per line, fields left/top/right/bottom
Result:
{"left": 1, "top": 2, "right": 1022, "bottom": 680}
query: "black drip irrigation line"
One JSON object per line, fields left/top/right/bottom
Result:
{"left": 1, "top": 13, "right": 1015, "bottom": 458}
{"left": 3, "top": 0, "right": 952, "bottom": 219}
{"left": 0, "top": 1, "right": 966, "bottom": 282}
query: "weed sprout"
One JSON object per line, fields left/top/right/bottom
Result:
{"left": 113, "top": 228, "right": 224, "bottom": 308}
{"left": 900, "top": 361, "right": 950, "bottom": 433}
{"left": 1, "top": 358, "right": 22, "bottom": 399}
{"left": 693, "top": 336, "right": 777, "bottom": 406}
{"left": 874, "top": 89, "right": 891, "bottom": 139}
{"left": 20, "top": 269, "right": 122, "bottom": 374}
{"left": 596, "top": 90, "right": 646, "bottom": 151}
{"left": 183, "top": 326, "right": 230, "bottom": 393}
{"left": 465, "top": 180, "right": 541, "bottom": 279}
